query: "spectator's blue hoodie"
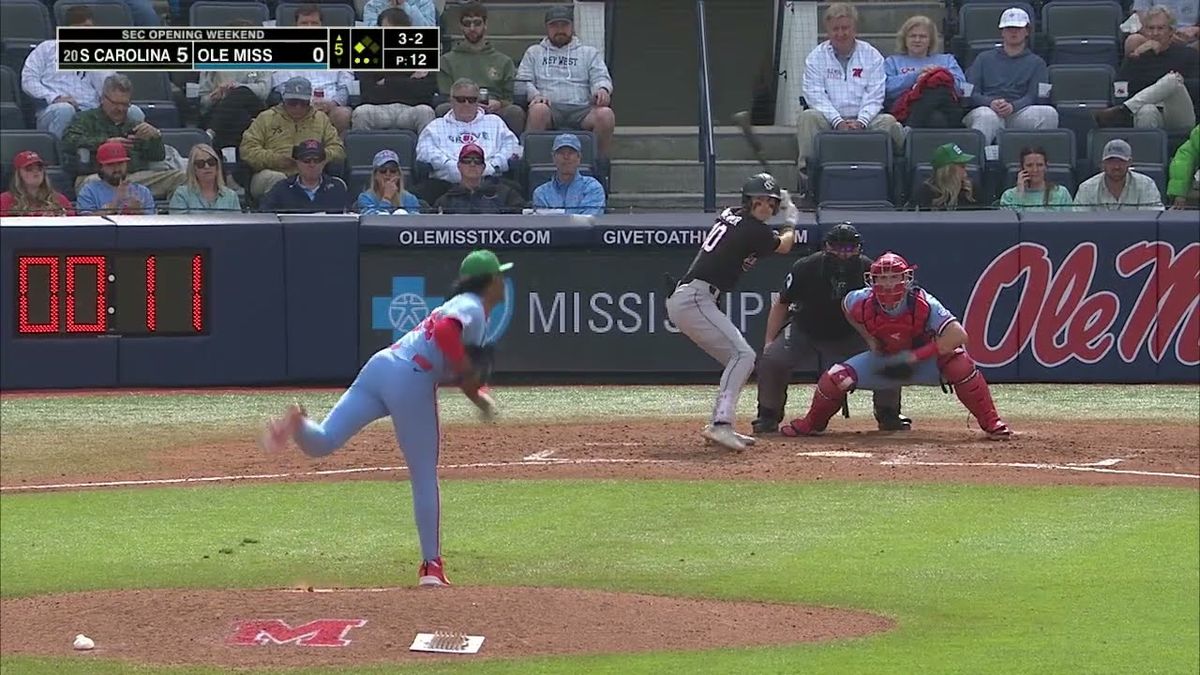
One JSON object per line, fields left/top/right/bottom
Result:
{"left": 965, "top": 46, "right": 1049, "bottom": 112}
{"left": 883, "top": 53, "right": 967, "bottom": 108}
{"left": 357, "top": 189, "right": 424, "bottom": 214}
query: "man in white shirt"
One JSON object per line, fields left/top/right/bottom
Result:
{"left": 20, "top": 5, "right": 143, "bottom": 138}
{"left": 1074, "top": 139, "right": 1165, "bottom": 210}
{"left": 270, "top": 5, "right": 354, "bottom": 134}
{"left": 797, "top": 3, "right": 903, "bottom": 171}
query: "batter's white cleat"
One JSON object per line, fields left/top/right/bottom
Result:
{"left": 702, "top": 423, "right": 747, "bottom": 452}
{"left": 702, "top": 426, "right": 757, "bottom": 447}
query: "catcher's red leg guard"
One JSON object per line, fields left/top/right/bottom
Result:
{"left": 781, "top": 363, "right": 855, "bottom": 437}
{"left": 938, "top": 349, "right": 1011, "bottom": 438}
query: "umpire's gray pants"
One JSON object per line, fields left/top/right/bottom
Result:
{"left": 756, "top": 324, "right": 901, "bottom": 424}
{"left": 666, "top": 280, "right": 756, "bottom": 426}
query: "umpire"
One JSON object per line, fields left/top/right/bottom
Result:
{"left": 751, "top": 223, "right": 911, "bottom": 434}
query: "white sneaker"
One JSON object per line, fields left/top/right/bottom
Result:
{"left": 701, "top": 424, "right": 747, "bottom": 452}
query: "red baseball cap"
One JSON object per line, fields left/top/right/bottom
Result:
{"left": 97, "top": 140, "right": 130, "bottom": 165}
{"left": 458, "top": 143, "right": 485, "bottom": 161}
{"left": 12, "top": 150, "right": 44, "bottom": 170}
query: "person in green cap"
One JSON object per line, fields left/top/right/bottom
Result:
{"left": 260, "top": 249, "right": 513, "bottom": 588}
{"left": 910, "top": 142, "right": 978, "bottom": 210}
{"left": 999, "top": 145, "right": 1074, "bottom": 211}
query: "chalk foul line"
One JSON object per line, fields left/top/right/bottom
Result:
{"left": 881, "top": 457, "right": 1198, "bottom": 479}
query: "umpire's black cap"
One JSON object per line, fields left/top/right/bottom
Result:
{"left": 824, "top": 222, "right": 861, "bottom": 245}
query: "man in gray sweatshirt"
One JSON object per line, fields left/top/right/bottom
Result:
{"left": 964, "top": 7, "right": 1058, "bottom": 144}
{"left": 517, "top": 6, "right": 615, "bottom": 156}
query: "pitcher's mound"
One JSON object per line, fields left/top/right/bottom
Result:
{"left": 1, "top": 586, "right": 894, "bottom": 667}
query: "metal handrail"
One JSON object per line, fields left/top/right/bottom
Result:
{"left": 696, "top": 0, "right": 717, "bottom": 212}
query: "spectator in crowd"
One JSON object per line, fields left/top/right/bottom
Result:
{"left": 964, "top": 8, "right": 1058, "bottom": 144}
{"left": 63, "top": 74, "right": 185, "bottom": 199}
{"left": 76, "top": 140, "right": 156, "bottom": 215}
{"left": 1127, "top": 0, "right": 1199, "bottom": 54}
{"left": 433, "top": 144, "right": 525, "bottom": 214}
{"left": 532, "top": 133, "right": 605, "bottom": 215}
{"left": 438, "top": 1, "right": 525, "bottom": 134}
{"left": 168, "top": 144, "right": 240, "bottom": 214}
{"left": 416, "top": 77, "right": 522, "bottom": 203}
{"left": 352, "top": 8, "right": 436, "bottom": 133}
{"left": 260, "top": 140, "right": 348, "bottom": 213}
{"left": 357, "top": 150, "right": 425, "bottom": 214}
{"left": 363, "top": 0, "right": 435, "bottom": 27}
{"left": 199, "top": 20, "right": 271, "bottom": 158}
{"left": 518, "top": 6, "right": 616, "bottom": 156}
{"left": 884, "top": 15, "right": 967, "bottom": 128}
{"left": 1166, "top": 124, "right": 1199, "bottom": 208}
{"left": 910, "top": 142, "right": 977, "bottom": 209}
{"left": 1074, "top": 139, "right": 1165, "bottom": 211}
{"left": 0, "top": 151, "right": 74, "bottom": 217}
{"left": 271, "top": 5, "right": 355, "bottom": 134}
{"left": 240, "top": 77, "right": 345, "bottom": 201}
{"left": 1096, "top": 7, "right": 1198, "bottom": 132}
{"left": 797, "top": 3, "right": 904, "bottom": 173}
{"left": 999, "top": 146, "right": 1074, "bottom": 211}
{"left": 20, "top": 6, "right": 144, "bottom": 138}
{"left": 120, "top": 0, "right": 161, "bottom": 26}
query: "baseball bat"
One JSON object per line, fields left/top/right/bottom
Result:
{"left": 731, "top": 110, "right": 770, "bottom": 173}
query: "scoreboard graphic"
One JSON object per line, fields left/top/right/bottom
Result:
{"left": 56, "top": 26, "right": 439, "bottom": 71}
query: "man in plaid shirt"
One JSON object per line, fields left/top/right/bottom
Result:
{"left": 796, "top": 3, "right": 904, "bottom": 174}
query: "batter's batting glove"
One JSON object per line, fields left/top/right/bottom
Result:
{"left": 779, "top": 189, "right": 800, "bottom": 227}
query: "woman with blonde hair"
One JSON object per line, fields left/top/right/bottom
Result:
{"left": 885, "top": 15, "right": 967, "bottom": 127}
{"left": 168, "top": 144, "right": 241, "bottom": 214}
{"left": 910, "top": 143, "right": 977, "bottom": 209}
{"left": 357, "top": 150, "right": 425, "bottom": 214}
{"left": 0, "top": 150, "right": 74, "bottom": 216}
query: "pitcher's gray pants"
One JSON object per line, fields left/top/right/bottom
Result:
{"left": 665, "top": 280, "right": 756, "bottom": 426}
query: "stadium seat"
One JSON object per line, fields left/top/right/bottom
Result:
{"left": 189, "top": 1, "right": 271, "bottom": 27}
{"left": 54, "top": 0, "right": 133, "bottom": 27}
{"left": 275, "top": 2, "right": 355, "bottom": 26}
{"left": 117, "top": 71, "right": 180, "bottom": 127}
{"left": 996, "top": 128, "right": 1077, "bottom": 193}
{"left": 1, "top": 102, "right": 26, "bottom": 130}
{"left": 159, "top": 128, "right": 211, "bottom": 159}
{"left": 1086, "top": 128, "right": 1169, "bottom": 198}
{"left": 1049, "top": 64, "right": 1115, "bottom": 160}
{"left": 905, "top": 129, "right": 988, "bottom": 204}
{"left": 1, "top": 40, "right": 39, "bottom": 77}
{"left": 343, "top": 130, "right": 419, "bottom": 206}
{"left": 520, "top": 131, "right": 602, "bottom": 197}
{"left": 0, "top": 0, "right": 52, "bottom": 42}
{"left": 953, "top": 2, "right": 1037, "bottom": 69}
{"left": 0, "top": 64, "right": 21, "bottom": 104}
{"left": 812, "top": 131, "right": 892, "bottom": 204}
{"left": 1042, "top": 1, "right": 1121, "bottom": 66}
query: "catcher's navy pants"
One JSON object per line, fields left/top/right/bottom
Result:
{"left": 294, "top": 348, "right": 443, "bottom": 562}
{"left": 845, "top": 349, "right": 943, "bottom": 391}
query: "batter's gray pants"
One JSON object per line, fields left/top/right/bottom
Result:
{"left": 755, "top": 323, "right": 902, "bottom": 426}
{"left": 665, "top": 280, "right": 756, "bottom": 426}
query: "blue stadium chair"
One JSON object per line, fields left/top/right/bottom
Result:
{"left": 189, "top": 1, "right": 271, "bottom": 27}
{"left": 1042, "top": 1, "right": 1121, "bottom": 66}
{"left": 996, "top": 129, "right": 1077, "bottom": 195}
{"left": 1, "top": 102, "right": 26, "bottom": 130}
{"left": 1049, "top": 64, "right": 1115, "bottom": 160}
{"left": 1, "top": 0, "right": 53, "bottom": 41}
{"left": 0, "top": 40, "right": 39, "bottom": 77}
{"left": 54, "top": 0, "right": 133, "bottom": 26}
{"left": 904, "top": 128, "right": 988, "bottom": 205}
{"left": 812, "top": 131, "right": 892, "bottom": 204}
{"left": 275, "top": 2, "right": 355, "bottom": 26}
{"left": 118, "top": 72, "right": 180, "bottom": 127}
{"left": 1086, "top": 128, "right": 1169, "bottom": 199}
{"left": 159, "top": 128, "right": 211, "bottom": 159}
{"left": 0, "top": 64, "right": 27, "bottom": 127}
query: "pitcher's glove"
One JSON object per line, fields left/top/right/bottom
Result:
{"left": 464, "top": 345, "right": 495, "bottom": 384}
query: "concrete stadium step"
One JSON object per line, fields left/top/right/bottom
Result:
{"left": 611, "top": 126, "right": 798, "bottom": 162}
{"left": 607, "top": 192, "right": 741, "bottom": 212}
{"left": 611, "top": 159, "right": 798, "bottom": 194}
{"left": 442, "top": 2, "right": 562, "bottom": 36}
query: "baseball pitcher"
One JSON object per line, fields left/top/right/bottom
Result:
{"left": 781, "top": 252, "right": 1012, "bottom": 440}
{"left": 665, "top": 173, "right": 799, "bottom": 452}
{"left": 752, "top": 223, "right": 910, "bottom": 434}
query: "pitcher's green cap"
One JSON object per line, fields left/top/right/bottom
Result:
{"left": 931, "top": 143, "right": 975, "bottom": 169}
{"left": 460, "top": 249, "right": 513, "bottom": 277}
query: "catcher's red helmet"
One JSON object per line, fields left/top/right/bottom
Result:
{"left": 865, "top": 252, "right": 915, "bottom": 308}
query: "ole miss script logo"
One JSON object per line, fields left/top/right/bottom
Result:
{"left": 229, "top": 618, "right": 367, "bottom": 647}
{"left": 964, "top": 241, "right": 1199, "bottom": 368}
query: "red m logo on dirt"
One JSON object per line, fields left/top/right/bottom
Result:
{"left": 229, "top": 619, "right": 367, "bottom": 647}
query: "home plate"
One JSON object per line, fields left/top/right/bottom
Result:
{"left": 796, "top": 450, "right": 875, "bottom": 459}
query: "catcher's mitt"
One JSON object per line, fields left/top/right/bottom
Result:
{"left": 464, "top": 344, "right": 496, "bottom": 384}
{"left": 878, "top": 361, "right": 915, "bottom": 380}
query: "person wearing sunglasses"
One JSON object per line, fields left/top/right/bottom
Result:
{"left": 241, "top": 76, "right": 345, "bottom": 203}
{"left": 751, "top": 223, "right": 910, "bottom": 436}
{"left": 433, "top": 143, "right": 525, "bottom": 214}
{"left": 357, "top": 150, "right": 426, "bottom": 214}
{"left": 260, "top": 140, "right": 348, "bottom": 214}
{"left": 168, "top": 144, "right": 241, "bottom": 214}
{"left": 437, "top": 2, "right": 525, "bottom": 134}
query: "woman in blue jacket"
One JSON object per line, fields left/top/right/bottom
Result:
{"left": 357, "top": 150, "right": 425, "bottom": 214}
{"left": 884, "top": 16, "right": 967, "bottom": 127}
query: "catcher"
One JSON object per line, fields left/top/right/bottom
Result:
{"left": 780, "top": 251, "right": 1012, "bottom": 440}
{"left": 752, "top": 223, "right": 910, "bottom": 434}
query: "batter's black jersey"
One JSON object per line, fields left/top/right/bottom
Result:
{"left": 680, "top": 207, "right": 780, "bottom": 293}
{"left": 781, "top": 251, "right": 872, "bottom": 340}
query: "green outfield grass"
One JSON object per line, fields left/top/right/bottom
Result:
{"left": 1, "top": 385, "right": 1198, "bottom": 674}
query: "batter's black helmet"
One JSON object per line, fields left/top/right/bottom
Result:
{"left": 741, "top": 173, "right": 782, "bottom": 201}
{"left": 824, "top": 222, "right": 862, "bottom": 246}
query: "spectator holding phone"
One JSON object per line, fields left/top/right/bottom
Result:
{"left": 999, "top": 146, "right": 1074, "bottom": 210}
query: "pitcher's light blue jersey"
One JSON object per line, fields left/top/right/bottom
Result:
{"left": 391, "top": 292, "right": 487, "bottom": 383}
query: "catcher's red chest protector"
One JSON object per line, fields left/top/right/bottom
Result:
{"left": 855, "top": 289, "right": 932, "bottom": 354}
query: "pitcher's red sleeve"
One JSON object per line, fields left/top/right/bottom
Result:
{"left": 431, "top": 316, "right": 466, "bottom": 369}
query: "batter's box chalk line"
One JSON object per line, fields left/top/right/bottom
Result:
{"left": 880, "top": 457, "right": 1198, "bottom": 480}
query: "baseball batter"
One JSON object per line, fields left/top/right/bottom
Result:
{"left": 665, "top": 173, "right": 799, "bottom": 452}
{"left": 261, "top": 249, "right": 510, "bottom": 587}
{"left": 781, "top": 252, "right": 1012, "bottom": 439}
{"left": 752, "top": 223, "right": 909, "bottom": 435}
